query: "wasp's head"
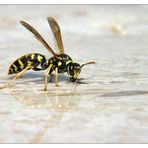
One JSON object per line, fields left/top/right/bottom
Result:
{"left": 67, "top": 61, "right": 95, "bottom": 82}
{"left": 67, "top": 63, "right": 81, "bottom": 82}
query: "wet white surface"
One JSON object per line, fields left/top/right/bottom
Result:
{"left": 0, "top": 5, "right": 148, "bottom": 143}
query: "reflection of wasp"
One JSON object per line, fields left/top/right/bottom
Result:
{"left": 10, "top": 88, "right": 80, "bottom": 111}
{"left": 8, "top": 17, "right": 95, "bottom": 91}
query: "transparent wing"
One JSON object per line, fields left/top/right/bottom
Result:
{"left": 47, "top": 17, "right": 65, "bottom": 54}
{"left": 20, "top": 21, "right": 58, "bottom": 58}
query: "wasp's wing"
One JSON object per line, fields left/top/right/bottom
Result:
{"left": 47, "top": 17, "right": 65, "bottom": 54}
{"left": 20, "top": 21, "right": 58, "bottom": 58}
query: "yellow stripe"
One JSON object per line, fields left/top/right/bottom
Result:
{"left": 27, "top": 61, "right": 33, "bottom": 67}
{"left": 18, "top": 59, "right": 24, "bottom": 69}
{"left": 37, "top": 55, "right": 43, "bottom": 62}
{"left": 58, "top": 61, "right": 62, "bottom": 66}
{"left": 31, "top": 54, "right": 35, "bottom": 60}
{"left": 66, "top": 60, "right": 72, "bottom": 65}
{"left": 13, "top": 64, "right": 18, "bottom": 71}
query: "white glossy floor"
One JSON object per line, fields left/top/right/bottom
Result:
{"left": 0, "top": 5, "right": 148, "bottom": 143}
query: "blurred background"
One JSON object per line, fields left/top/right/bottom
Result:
{"left": 1, "top": 5, "right": 148, "bottom": 143}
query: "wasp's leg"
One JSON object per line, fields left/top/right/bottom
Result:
{"left": 44, "top": 64, "right": 53, "bottom": 91}
{"left": 1, "top": 67, "right": 30, "bottom": 89}
{"left": 55, "top": 67, "right": 59, "bottom": 87}
{"left": 13, "top": 67, "right": 30, "bottom": 80}
{"left": 3, "top": 67, "right": 31, "bottom": 89}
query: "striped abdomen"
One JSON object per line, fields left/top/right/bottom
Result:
{"left": 8, "top": 53, "right": 46, "bottom": 75}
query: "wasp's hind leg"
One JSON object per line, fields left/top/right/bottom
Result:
{"left": 0, "top": 67, "right": 31, "bottom": 90}
{"left": 13, "top": 67, "right": 30, "bottom": 80}
{"left": 44, "top": 64, "right": 53, "bottom": 91}
{"left": 8, "top": 67, "right": 31, "bottom": 87}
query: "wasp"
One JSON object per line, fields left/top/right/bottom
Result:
{"left": 8, "top": 17, "right": 95, "bottom": 91}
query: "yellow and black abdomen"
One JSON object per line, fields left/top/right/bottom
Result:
{"left": 8, "top": 53, "right": 46, "bottom": 75}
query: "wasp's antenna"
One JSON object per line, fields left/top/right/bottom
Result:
{"left": 80, "top": 61, "right": 96, "bottom": 69}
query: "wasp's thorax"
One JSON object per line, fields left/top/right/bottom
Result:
{"left": 39, "top": 53, "right": 95, "bottom": 82}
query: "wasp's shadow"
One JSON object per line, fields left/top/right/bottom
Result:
{"left": 10, "top": 71, "right": 70, "bottom": 84}
{"left": 8, "top": 71, "right": 88, "bottom": 85}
